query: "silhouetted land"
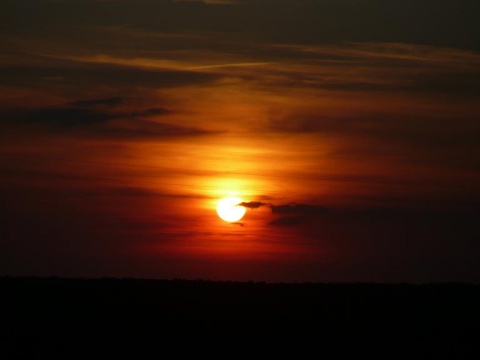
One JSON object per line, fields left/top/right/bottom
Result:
{"left": 2, "top": 277, "right": 479, "bottom": 358}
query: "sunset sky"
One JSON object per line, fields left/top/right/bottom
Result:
{"left": 1, "top": 0, "right": 479, "bottom": 282}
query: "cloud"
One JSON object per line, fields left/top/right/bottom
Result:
{"left": 0, "top": 63, "right": 221, "bottom": 90}
{"left": 238, "top": 201, "right": 268, "bottom": 209}
{"left": 270, "top": 204, "right": 328, "bottom": 216}
{"left": 2, "top": 0, "right": 480, "bottom": 54}
{"left": 272, "top": 205, "right": 328, "bottom": 227}
{"left": 268, "top": 111, "right": 480, "bottom": 153}
{"left": 98, "top": 120, "right": 217, "bottom": 139}
{"left": 239, "top": 201, "right": 328, "bottom": 215}
{"left": 101, "top": 187, "right": 213, "bottom": 200}
{"left": 271, "top": 42, "right": 480, "bottom": 66}
{"left": 127, "top": 108, "right": 172, "bottom": 118}
{"left": 268, "top": 216, "right": 305, "bottom": 227}
{"left": 21, "top": 107, "right": 114, "bottom": 128}
{"left": 244, "top": 42, "right": 480, "bottom": 96}
{"left": 4, "top": 101, "right": 216, "bottom": 139}
{"left": 69, "top": 97, "right": 124, "bottom": 108}
{"left": 11, "top": 94, "right": 173, "bottom": 128}
{"left": 57, "top": 53, "right": 270, "bottom": 74}
{"left": 238, "top": 201, "right": 329, "bottom": 226}
{"left": 174, "top": 0, "right": 240, "bottom": 4}
{"left": 68, "top": 97, "right": 172, "bottom": 118}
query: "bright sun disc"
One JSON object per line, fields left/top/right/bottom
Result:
{"left": 216, "top": 197, "right": 246, "bottom": 223}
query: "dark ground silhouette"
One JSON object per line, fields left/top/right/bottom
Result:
{"left": 2, "top": 277, "right": 479, "bottom": 358}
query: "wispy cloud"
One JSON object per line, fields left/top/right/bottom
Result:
{"left": 20, "top": 107, "right": 114, "bottom": 128}
{"left": 240, "top": 201, "right": 329, "bottom": 213}
{"left": 173, "top": 0, "right": 240, "bottom": 4}
{"left": 238, "top": 201, "right": 267, "bottom": 209}
{"left": 53, "top": 53, "right": 270, "bottom": 73}
{"left": 270, "top": 204, "right": 328, "bottom": 215}
{"left": 271, "top": 42, "right": 480, "bottom": 65}
{"left": 238, "top": 201, "right": 329, "bottom": 227}
{"left": 4, "top": 98, "right": 217, "bottom": 139}
{"left": 70, "top": 97, "right": 124, "bottom": 108}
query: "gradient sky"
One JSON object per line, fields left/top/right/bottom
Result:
{"left": 1, "top": 0, "right": 479, "bottom": 282}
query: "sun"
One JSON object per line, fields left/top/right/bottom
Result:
{"left": 216, "top": 197, "right": 246, "bottom": 223}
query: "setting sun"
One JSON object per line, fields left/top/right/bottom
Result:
{"left": 216, "top": 197, "right": 246, "bottom": 223}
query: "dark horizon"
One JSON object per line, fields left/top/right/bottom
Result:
{"left": 2, "top": 275, "right": 480, "bottom": 285}
{"left": 4, "top": 276, "right": 480, "bottom": 357}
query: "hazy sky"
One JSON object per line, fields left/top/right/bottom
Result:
{"left": 1, "top": 0, "right": 479, "bottom": 282}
